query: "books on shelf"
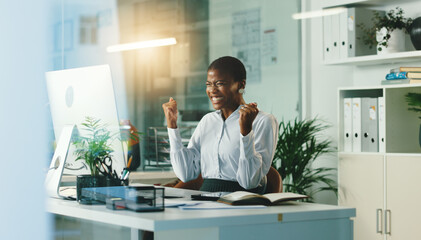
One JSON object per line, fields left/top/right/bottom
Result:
{"left": 390, "top": 67, "right": 421, "bottom": 73}
{"left": 385, "top": 71, "right": 408, "bottom": 80}
{"left": 216, "top": 191, "right": 308, "bottom": 206}
{"left": 407, "top": 72, "right": 421, "bottom": 79}
{"left": 383, "top": 67, "right": 421, "bottom": 84}
{"left": 386, "top": 72, "right": 421, "bottom": 80}
{"left": 381, "top": 79, "right": 421, "bottom": 85}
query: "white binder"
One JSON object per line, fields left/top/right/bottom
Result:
{"left": 337, "top": 8, "right": 384, "bottom": 58}
{"left": 323, "top": 15, "right": 333, "bottom": 60}
{"left": 331, "top": 13, "right": 340, "bottom": 60}
{"left": 352, "top": 98, "right": 361, "bottom": 152}
{"left": 339, "top": 10, "right": 348, "bottom": 59}
{"left": 361, "top": 97, "right": 379, "bottom": 152}
{"left": 343, "top": 98, "right": 353, "bottom": 152}
{"left": 378, "top": 97, "right": 385, "bottom": 152}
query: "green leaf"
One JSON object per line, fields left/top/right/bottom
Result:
{"left": 272, "top": 117, "right": 337, "bottom": 200}
{"left": 71, "top": 116, "right": 118, "bottom": 176}
{"left": 405, "top": 92, "right": 421, "bottom": 119}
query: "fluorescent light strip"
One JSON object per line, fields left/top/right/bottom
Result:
{"left": 107, "top": 38, "right": 177, "bottom": 52}
{"left": 292, "top": 7, "right": 346, "bottom": 20}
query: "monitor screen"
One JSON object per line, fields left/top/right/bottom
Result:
{"left": 46, "top": 65, "right": 125, "bottom": 176}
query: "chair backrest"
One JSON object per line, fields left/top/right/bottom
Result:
{"left": 265, "top": 166, "right": 283, "bottom": 193}
{"left": 174, "top": 166, "right": 283, "bottom": 193}
{"left": 173, "top": 174, "right": 204, "bottom": 190}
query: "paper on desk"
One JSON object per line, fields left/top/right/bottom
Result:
{"left": 59, "top": 186, "right": 77, "bottom": 199}
{"left": 178, "top": 202, "right": 267, "bottom": 210}
{"left": 165, "top": 199, "right": 202, "bottom": 208}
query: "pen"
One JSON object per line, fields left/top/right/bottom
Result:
{"left": 121, "top": 169, "right": 128, "bottom": 180}
{"left": 127, "top": 156, "right": 133, "bottom": 169}
{"left": 123, "top": 171, "right": 130, "bottom": 180}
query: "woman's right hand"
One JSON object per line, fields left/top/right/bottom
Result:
{"left": 162, "top": 97, "right": 178, "bottom": 128}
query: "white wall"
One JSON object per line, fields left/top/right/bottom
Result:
{"left": 209, "top": 0, "right": 301, "bottom": 122}
{"left": 0, "top": 0, "right": 51, "bottom": 239}
{"left": 303, "top": 0, "right": 421, "bottom": 204}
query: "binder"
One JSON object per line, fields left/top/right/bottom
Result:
{"left": 337, "top": 8, "right": 385, "bottom": 58}
{"left": 343, "top": 98, "right": 353, "bottom": 152}
{"left": 352, "top": 98, "right": 361, "bottom": 152}
{"left": 378, "top": 97, "right": 385, "bottom": 152}
{"left": 323, "top": 15, "right": 333, "bottom": 60}
{"left": 361, "top": 98, "right": 379, "bottom": 152}
{"left": 331, "top": 13, "right": 340, "bottom": 59}
{"left": 339, "top": 10, "right": 348, "bottom": 59}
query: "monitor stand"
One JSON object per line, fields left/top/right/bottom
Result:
{"left": 45, "top": 124, "right": 75, "bottom": 198}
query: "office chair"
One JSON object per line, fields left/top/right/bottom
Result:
{"left": 173, "top": 166, "right": 283, "bottom": 193}
{"left": 265, "top": 166, "right": 283, "bottom": 193}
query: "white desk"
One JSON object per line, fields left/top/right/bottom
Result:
{"left": 47, "top": 188, "right": 355, "bottom": 240}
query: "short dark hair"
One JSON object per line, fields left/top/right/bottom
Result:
{"left": 207, "top": 56, "right": 246, "bottom": 83}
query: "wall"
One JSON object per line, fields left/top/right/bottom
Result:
{"left": 56, "top": 0, "right": 128, "bottom": 119}
{"left": 303, "top": 0, "right": 421, "bottom": 204}
{"left": 0, "top": 0, "right": 51, "bottom": 239}
{"left": 209, "top": 0, "right": 301, "bottom": 122}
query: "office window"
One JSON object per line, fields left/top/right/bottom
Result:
{"left": 79, "top": 15, "right": 97, "bottom": 45}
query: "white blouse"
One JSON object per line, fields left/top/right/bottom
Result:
{"left": 168, "top": 106, "right": 279, "bottom": 189}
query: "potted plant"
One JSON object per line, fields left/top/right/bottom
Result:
{"left": 73, "top": 116, "right": 122, "bottom": 201}
{"left": 271, "top": 117, "right": 337, "bottom": 202}
{"left": 359, "top": 7, "right": 412, "bottom": 54}
{"left": 405, "top": 92, "right": 421, "bottom": 148}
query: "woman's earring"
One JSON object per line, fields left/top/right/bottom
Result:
{"left": 239, "top": 88, "right": 245, "bottom": 94}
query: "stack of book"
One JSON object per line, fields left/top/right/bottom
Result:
{"left": 381, "top": 67, "right": 421, "bottom": 85}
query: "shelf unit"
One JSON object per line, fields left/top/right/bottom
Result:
{"left": 322, "top": 0, "right": 421, "bottom": 66}
{"left": 338, "top": 84, "right": 421, "bottom": 154}
{"left": 338, "top": 85, "right": 421, "bottom": 240}
{"left": 318, "top": 0, "right": 421, "bottom": 238}
{"left": 325, "top": 50, "right": 421, "bottom": 66}
{"left": 322, "top": 0, "right": 421, "bottom": 9}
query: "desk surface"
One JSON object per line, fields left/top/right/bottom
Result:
{"left": 47, "top": 187, "right": 355, "bottom": 232}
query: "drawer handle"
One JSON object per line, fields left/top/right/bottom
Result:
{"left": 385, "top": 209, "right": 392, "bottom": 235}
{"left": 376, "top": 208, "right": 382, "bottom": 234}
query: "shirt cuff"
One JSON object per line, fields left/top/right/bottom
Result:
{"left": 167, "top": 128, "right": 184, "bottom": 152}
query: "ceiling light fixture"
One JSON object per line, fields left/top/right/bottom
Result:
{"left": 106, "top": 37, "right": 177, "bottom": 52}
{"left": 292, "top": 7, "right": 346, "bottom": 20}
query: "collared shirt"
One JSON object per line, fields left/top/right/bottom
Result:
{"left": 168, "top": 106, "right": 279, "bottom": 189}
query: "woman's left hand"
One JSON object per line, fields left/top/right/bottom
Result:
{"left": 239, "top": 102, "right": 259, "bottom": 136}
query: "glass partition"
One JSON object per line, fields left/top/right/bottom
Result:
{"left": 51, "top": 0, "right": 301, "bottom": 171}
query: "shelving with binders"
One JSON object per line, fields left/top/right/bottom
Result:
{"left": 338, "top": 85, "right": 421, "bottom": 154}
{"left": 322, "top": 0, "right": 421, "bottom": 66}
{"left": 144, "top": 126, "right": 194, "bottom": 170}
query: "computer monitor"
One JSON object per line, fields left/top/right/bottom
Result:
{"left": 45, "top": 65, "right": 125, "bottom": 177}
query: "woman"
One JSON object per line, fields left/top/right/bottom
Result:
{"left": 162, "top": 56, "right": 278, "bottom": 193}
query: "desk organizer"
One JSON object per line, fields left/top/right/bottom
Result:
{"left": 81, "top": 186, "right": 165, "bottom": 212}
{"left": 125, "top": 186, "right": 164, "bottom": 212}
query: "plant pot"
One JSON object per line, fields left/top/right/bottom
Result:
{"left": 377, "top": 28, "right": 405, "bottom": 54}
{"left": 76, "top": 175, "right": 106, "bottom": 202}
{"left": 409, "top": 17, "right": 421, "bottom": 50}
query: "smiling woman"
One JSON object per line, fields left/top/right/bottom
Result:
{"left": 162, "top": 56, "right": 279, "bottom": 193}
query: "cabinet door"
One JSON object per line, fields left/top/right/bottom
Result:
{"left": 339, "top": 154, "right": 384, "bottom": 240}
{"left": 386, "top": 155, "right": 421, "bottom": 240}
